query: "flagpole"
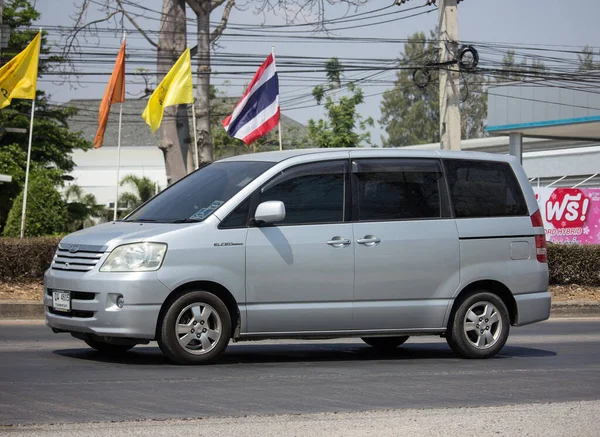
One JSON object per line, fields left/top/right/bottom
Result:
{"left": 272, "top": 46, "right": 283, "bottom": 151}
{"left": 277, "top": 107, "right": 283, "bottom": 152}
{"left": 188, "top": 42, "right": 199, "bottom": 170}
{"left": 191, "top": 101, "right": 199, "bottom": 170}
{"left": 19, "top": 28, "right": 42, "bottom": 239}
{"left": 113, "top": 31, "right": 126, "bottom": 221}
{"left": 19, "top": 98, "right": 35, "bottom": 239}
{"left": 113, "top": 101, "right": 123, "bottom": 221}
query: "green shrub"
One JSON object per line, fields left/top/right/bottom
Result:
{"left": 547, "top": 244, "right": 600, "bottom": 286}
{"left": 0, "top": 237, "right": 61, "bottom": 281}
{"left": 3, "top": 172, "right": 68, "bottom": 238}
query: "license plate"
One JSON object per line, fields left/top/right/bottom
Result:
{"left": 52, "top": 290, "right": 71, "bottom": 312}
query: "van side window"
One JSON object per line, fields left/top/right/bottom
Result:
{"left": 219, "top": 198, "right": 251, "bottom": 229}
{"left": 444, "top": 159, "right": 528, "bottom": 218}
{"left": 354, "top": 159, "right": 442, "bottom": 221}
{"left": 257, "top": 160, "right": 347, "bottom": 225}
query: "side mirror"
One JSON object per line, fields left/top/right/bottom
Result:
{"left": 254, "top": 201, "right": 286, "bottom": 225}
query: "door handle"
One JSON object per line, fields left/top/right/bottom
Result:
{"left": 326, "top": 237, "right": 351, "bottom": 247}
{"left": 357, "top": 235, "right": 381, "bottom": 246}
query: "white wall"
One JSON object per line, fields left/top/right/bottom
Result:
{"left": 67, "top": 147, "right": 167, "bottom": 206}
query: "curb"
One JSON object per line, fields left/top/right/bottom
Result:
{"left": 548, "top": 300, "right": 600, "bottom": 318}
{"left": 0, "top": 301, "right": 46, "bottom": 319}
{"left": 1, "top": 301, "right": 600, "bottom": 320}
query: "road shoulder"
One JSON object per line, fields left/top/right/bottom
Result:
{"left": 3, "top": 401, "right": 599, "bottom": 437}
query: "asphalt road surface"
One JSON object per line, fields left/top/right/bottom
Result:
{"left": 1, "top": 318, "right": 599, "bottom": 428}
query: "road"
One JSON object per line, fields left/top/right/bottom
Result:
{"left": 0, "top": 318, "right": 599, "bottom": 429}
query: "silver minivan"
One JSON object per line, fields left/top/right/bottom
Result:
{"left": 45, "top": 149, "right": 550, "bottom": 364}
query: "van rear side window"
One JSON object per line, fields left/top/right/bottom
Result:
{"left": 354, "top": 159, "right": 442, "bottom": 221}
{"left": 444, "top": 159, "right": 528, "bottom": 218}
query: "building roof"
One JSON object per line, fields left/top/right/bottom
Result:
{"left": 67, "top": 99, "right": 160, "bottom": 148}
{"left": 65, "top": 98, "right": 307, "bottom": 148}
{"left": 486, "top": 84, "right": 600, "bottom": 141}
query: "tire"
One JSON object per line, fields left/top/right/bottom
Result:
{"left": 158, "top": 291, "right": 232, "bottom": 364}
{"left": 446, "top": 290, "right": 510, "bottom": 359}
{"left": 84, "top": 338, "right": 136, "bottom": 355}
{"left": 361, "top": 336, "right": 410, "bottom": 350}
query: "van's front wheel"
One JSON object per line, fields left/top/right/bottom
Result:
{"left": 158, "top": 291, "right": 231, "bottom": 364}
{"left": 446, "top": 291, "right": 510, "bottom": 359}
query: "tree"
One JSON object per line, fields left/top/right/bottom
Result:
{"left": 379, "top": 31, "right": 441, "bottom": 147}
{"left": 379, "top": 31, "right": 489, "bottom": 147}
{"left": 184, "top": 0, "right": 236, "bottom": 167}
{"left": 63, "top": 0, "right": 195, "bottom": 185}
{"left": 578, "top": 46, "right": 599, "bottom": 71}
{"left": 460, "top": 72, "right": 488, "bottom": 140}
{"left": 157, "top": 0, "right": 195, "bottom": 182}
{"left": 118, "top": 174, "right": 158, "bottom": 215}
{"left": 184, "top": 1, "right": 366, "bottom": 163}
{"left": 496, "top": 50, "right": 546, "bottom": 82}
{"left": 308, "top": 58, "right": 373, "bottom": 148}
{"left": 0, "top": 0, "right": 91, "bottom": 233}
{"left": 3, "top": 172, "right": 68, "bottom": 237}
{"left": 63, "top": 0, "right": 366, "bottom": 182}
{"left": 64, "top": 185, "right": 106, "bottom": 231}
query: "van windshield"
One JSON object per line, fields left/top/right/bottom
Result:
{"left": 124, "top": 161, "right": 274, "bottom": 223}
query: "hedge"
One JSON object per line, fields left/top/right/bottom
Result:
{"left": 0, "top": 237, "right": 61, "bottom": 282}
{"left": 1, "top": 237, "right": 599, "bottom": 286}
{"left": 547, "top": 244, "right": 600, "bottom": 286}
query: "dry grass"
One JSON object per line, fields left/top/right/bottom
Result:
{"left": 0, "top": 281, "right": 45, "bottom": 302}
{"left": 549, "top": 284, "right": 600, "bottom": 302}
{"left": 1, "top": 280, "right": 599, "bottom": 303}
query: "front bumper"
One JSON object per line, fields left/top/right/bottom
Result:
{"left": 44, "top": 268, "right": 172, "bottom": 340}
{"left": 514, "top": 291, "right": 551, "bottom": 326}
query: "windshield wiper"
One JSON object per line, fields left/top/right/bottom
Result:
{"left": 172, "top": 218, "right": 202, "bottom": 223}
{"left": 127, "top": 218, "right": 160, "bottom": 223}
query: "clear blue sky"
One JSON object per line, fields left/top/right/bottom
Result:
{"left": 33, "top": 0, "right": 600, "bottom": 146}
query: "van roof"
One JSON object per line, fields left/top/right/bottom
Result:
{"left": 217, "top": 148, "right": 516, "bottom": 164}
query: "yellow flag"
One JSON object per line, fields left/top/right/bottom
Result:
{"left": 142, "top": 48, "right": 193, "bottom": 133}
{"left": 0, "top": 31, "right": 41, "bottom": 109}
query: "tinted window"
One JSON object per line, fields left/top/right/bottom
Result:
{"left": 219, "top": 198, "right": 251, "bottom": 229}
{"left": 354, "top": 159, "right": 442, "bottom": 221}
{"left": 257, "top": 161, "right": 347, "bottom": 225}
{"left": 444, "top": 159, "right": 528, "bottom": 218}
{"left": 126, "top": 161, "right": 273, "bottom": 223}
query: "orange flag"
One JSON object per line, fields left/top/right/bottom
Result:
{"left": 93, "top": 41, "right": 126, "bottom": 149}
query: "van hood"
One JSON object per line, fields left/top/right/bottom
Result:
{"left": 60, "top": 221, "right": 199, "bottom": 249}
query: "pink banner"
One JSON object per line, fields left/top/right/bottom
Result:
{"left": 533, "top": 187, "right": 600, "bottom": 244}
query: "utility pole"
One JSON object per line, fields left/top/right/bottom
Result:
{"left": 438, "top": 0, "right": 461, "bottom": 150}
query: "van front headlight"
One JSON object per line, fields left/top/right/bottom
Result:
{"left": 100, "top": 243, "right": 167, "bottom": 272}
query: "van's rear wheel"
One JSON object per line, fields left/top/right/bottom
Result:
{"left": 446, "top": 291, "right": 509, "bottom": 359}
{"left": 362, "top": 336, "right": 410, "bottom": 350}
{"left": 84, "top": 338, "right": 135, "bottom": 355}
{"left": 158, "top": 291, "right": 231, "bottom": 364}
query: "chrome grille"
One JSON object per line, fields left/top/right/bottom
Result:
{"left": 51, "top": 243, "right": 106, "bottom": 272}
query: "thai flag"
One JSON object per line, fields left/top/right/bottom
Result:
{"left": 222, "top": 53, "right": 280, "bottom": 145}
